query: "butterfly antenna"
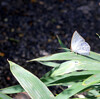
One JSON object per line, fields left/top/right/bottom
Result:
{"left": 96, "top": 33, "right": 100, "bottom": 39}
{"left": 56, "top": 34, "right": 59, "bottom": 39}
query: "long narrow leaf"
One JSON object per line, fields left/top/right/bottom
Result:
{"left": 38, "top": 61, "right": 60, "bottom": 67}
{"left": 48, "top": 60, "right": 100, "bottom": 77}
{"left": 72, "top": 98, "right": 88, "bottom": 99}
{"left": 87, "top": 88, "right": 100, "bottom": 98}
{"left": 41, "top": 70, "right": 100, "bottom": 86}
{"left": 0, "top": 92, "right": 12, "bottom": 99}
{"left": 0, "top": 85, "right": 24, "bottom": 94}
{"left": 8, "top": 60, "right": 54, "bottom": 99}
{"left": 56, "top": 35, "right": 70, "bottom": 52}
{"left": 28, "top": 51, "right": 100, "bottom": 62}
{"left": 51, "top": 61, "right": 79, "bottom": 76}
{"left": 83, "top": 73, "right": 100, "bottom": 86}
{"left": 55, "top": 82, "right": 90, "bottom": 99}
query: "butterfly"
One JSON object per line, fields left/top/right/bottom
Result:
{"left": 71, "top": 31, "right": 90, "bottom": 55}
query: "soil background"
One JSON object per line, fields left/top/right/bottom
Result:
{"left": 0, "top": 0, "right": 100, "bottom": 96}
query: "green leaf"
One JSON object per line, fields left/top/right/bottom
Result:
{"left": 8, "top": 60, "right": 54, "bottom": 99}
{"left": 41, "top": 70, "right": 100, "bottom": 86}
{"left": 89, "top": 51, "right": 100, "bottom": 62}
{"left": 72, "top": 98, "right": 88, "bottom": 99}
{"left": 0, "top": 85, "right": 24, "bottom": 94}
{"left": 76, "top": 60, "right": 100, "bottom": 71}
{"left": 51, "top": 61, "right": 79, "bottom": 76}
{"left": 38, "top": 61, "right": 60, "bottom": 67}
{"left": 47, "top": 60, "right": 100, "bottom": 77}
{"left": 28, "top": 51, "right": 100, "bottom": 62}
{"left": 82, "top": 73, "right": 100, "bottom": 86}
{"left": 55, "top": 82, "right": 90, "bottom": 99}
{"left": 0, "top": 92, "right": 12, "bottom": 99}
{"left": 27, "top": 52, "right": 88, "bottom": 62}
{"left": 56, "top": 35, "right": 70, "bottom": 52}
{"left": 87, "top": 87, "right": 100, "bottom": 98}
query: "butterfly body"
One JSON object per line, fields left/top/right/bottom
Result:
{"left": 71, "top": 31, "right": 90, "bottom": 56}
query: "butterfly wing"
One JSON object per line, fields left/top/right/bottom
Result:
{"left": 71, "top": 31, "right": 90, "bottom": 55}
{"left": 74, "top": 40, "right": 90, "bottom": 55}
{"left": 71, "top": 31, "right": 85, "bottom": 51}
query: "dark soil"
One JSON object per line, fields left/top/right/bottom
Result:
{"left": 0, "top": 0, "right": 100, "bottom": 96}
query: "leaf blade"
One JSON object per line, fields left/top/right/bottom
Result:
{"left": 55, "top": 82, "right": 90, "bottom": 99}
{"left": 28, "top": 51, "right": 100, "bottom": 62}
{"left": 83, "top": 73, "right": 100, "bottom": 86}
{"left": 8, "top": 60, "right": 54, "bottom": 99}
{"left": 0, "top": 92, "right": 12, "bottom": 99}
{"left": 0, "top": 85, "right": 24, "bottom": 94}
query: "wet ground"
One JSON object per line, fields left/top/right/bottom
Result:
{"left": 0, "top": 0, "right": 100, "bottom": 96}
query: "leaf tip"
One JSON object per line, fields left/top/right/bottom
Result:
{"left": 26, "top": 59, "right": 34, "bottom": 62}
{"left": 82, "top": 82, "right": 87, "bottom": 86}
{"left": 7, "top": 60, "right": 16, "bottom": 69}
{"left": 7, "top": 59, "right": 12, "bottom": 65}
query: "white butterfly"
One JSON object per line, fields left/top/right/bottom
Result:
{"left": 71, "top": 31, "right": 90, "bottom": 55}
